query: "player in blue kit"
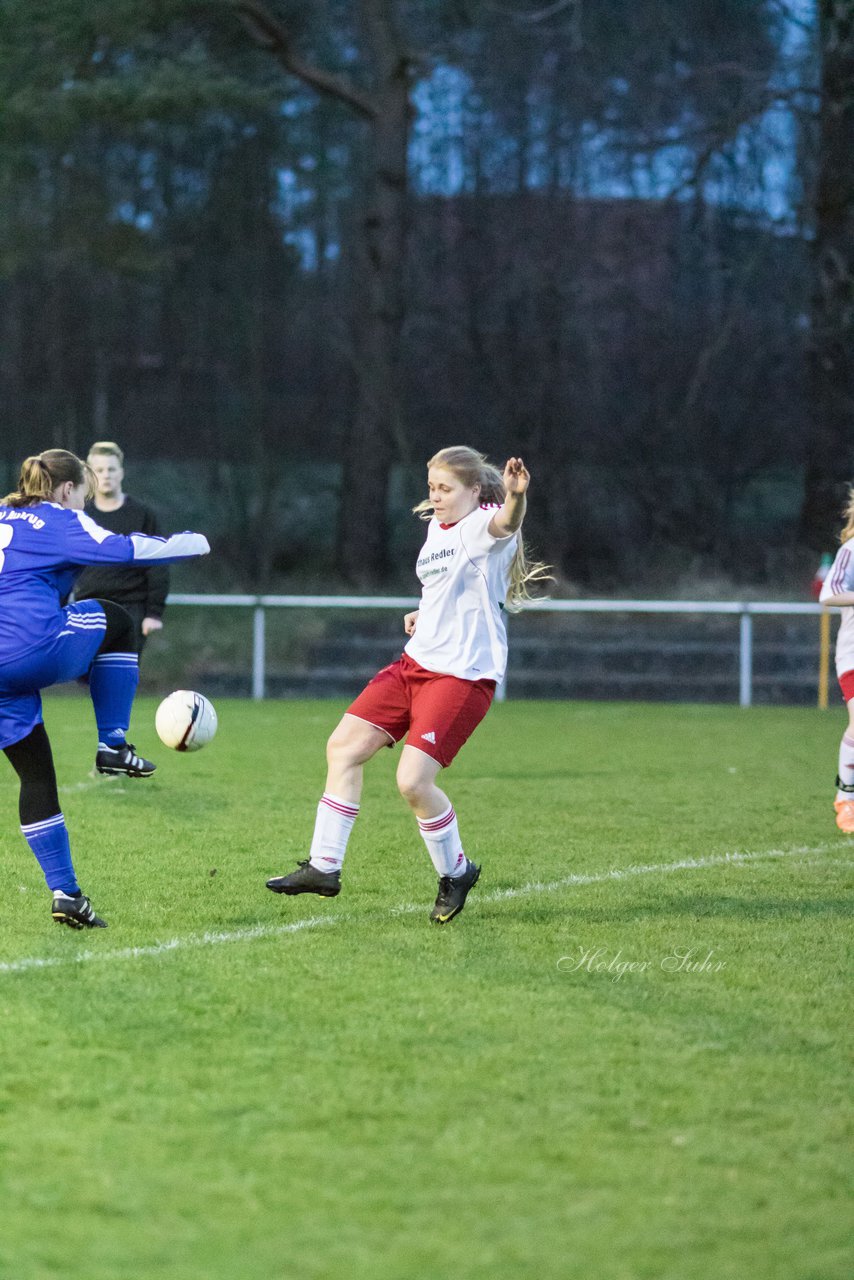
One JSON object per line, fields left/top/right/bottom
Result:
{"left": 0, "top": 449, "right": 210, "bottom": 929}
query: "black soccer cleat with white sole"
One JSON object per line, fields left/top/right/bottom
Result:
{"left": 51, "top": 891, "right": 108, "bottom": 929}
{"left": 266, "top": 859, "right": 341, "bottom": 897}
{"left": 95, "top": 742, "right": 156, "bottom": 778}
{"left": 431, "top": 858, "right": 481, "bottom": 924}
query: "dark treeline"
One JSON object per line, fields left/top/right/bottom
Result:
{"left": 1, "top": 0, "right": 851, "bottom": 590}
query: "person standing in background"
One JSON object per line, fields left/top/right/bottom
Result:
{"left": 74, "top": 442, "right": 169, "bottom": 655}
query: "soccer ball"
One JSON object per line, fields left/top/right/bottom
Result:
{"left": 155, "top": 690, "right": 218, "bottom": 752}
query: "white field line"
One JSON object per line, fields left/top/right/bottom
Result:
{"left": 0, "top": 842, "right": 847, "bottom": 976}
{"left": 388, "top": 842, "right": 846, "bottom": 915}
{"left": 0, "top": 915, "right": 336, "bottom": 975}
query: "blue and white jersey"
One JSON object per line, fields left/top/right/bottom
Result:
{"left": 0, "top": 502, "right": 209, "bottom": 663}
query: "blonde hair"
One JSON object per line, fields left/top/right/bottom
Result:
{"left": 88, "top": 440, "right": 124, "bottom": 465}
{"left": 840, "top": 486, "right": 854, "bottom": 543}
{"left": 2, "top": 449, "right": 96, "bottom": 508}
{"left": 413, "top": 445, "right": 552, "bottom": 611}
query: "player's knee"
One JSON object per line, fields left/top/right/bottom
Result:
{"left": 326, "top": 721, "right": 366, "bottom": 768}
{"left": 396, "top": 763, "right": 427, "bottom": 807}
{"left": 98, "top": 600, "right": 136, "bottom": 653}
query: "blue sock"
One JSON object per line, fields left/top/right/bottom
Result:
{"left": 89, "top": 652, "right": 139, "bottom": 746}
{"left": 21, "top": 813, "right": 80, "bottom": 895}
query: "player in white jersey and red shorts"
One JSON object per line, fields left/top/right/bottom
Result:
{"left": 266, "top": 446, "right": 549, "bottom": 922}
{"left": 819, "top": 486, "right": 854, "bottom": 834}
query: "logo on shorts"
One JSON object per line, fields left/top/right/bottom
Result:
{"left": 421, "top": 731, "right": 436, "bottom": 744}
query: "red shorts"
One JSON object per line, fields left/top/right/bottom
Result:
{"left": 347, "top": 652, "right": 496, "bottom": 768}
{"left": 840, "top": 670, "right": 854, "bottom": 703}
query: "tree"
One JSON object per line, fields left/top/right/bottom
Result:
{"left": 0, "top": 0, "right": 289, "bottom": 458}
{"left": 233, "top": 0, "right": 414, "bottom": 583}
{"left": 799, "top": 0, "right": 854, "bottom": 550}
{"left": 0, "top": 0, "right": 832, "bottom": 588}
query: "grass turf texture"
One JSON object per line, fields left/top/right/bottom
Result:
{"left": 0, "top": 698, "right": 851, "bottom": 1280}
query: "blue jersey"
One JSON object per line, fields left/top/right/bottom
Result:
{"left": 0, "top": 502, "right": 209, "bottom": 664}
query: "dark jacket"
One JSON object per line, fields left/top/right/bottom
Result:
{"left": 73, "top": 496, "right": 170, "bottom": 618}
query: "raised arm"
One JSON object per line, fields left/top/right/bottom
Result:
{"left": 130, "top": 531, "right": 209, "bottom": 562}
{"left": 63, "top": 509, "right": 209, "bottom": 566}
{"left": 488, "top": 457, "right": 530, "bottom": 539}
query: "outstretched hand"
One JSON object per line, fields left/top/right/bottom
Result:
{"left": 503, "top": 457, "right": 530, "bottom": 496}
{"left": 487, "top": 457, "right": 530, "bottom": 538}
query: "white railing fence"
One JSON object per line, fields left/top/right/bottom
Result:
{"left": 166, "top": 595, "right": 832, "bottom": 707}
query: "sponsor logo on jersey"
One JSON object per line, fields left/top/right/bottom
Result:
{"left": 0, "top": 509, "right": 45, "bottom": 530}
{"left": 421, "top": 731, "right": 436, "bottom": 744}
{"left": 416, "top": 547, "right": 456, "bottom": 570}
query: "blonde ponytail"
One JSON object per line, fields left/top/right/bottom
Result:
{"left": 840, "top": 486, "right": 854, "bottom": 543}
{"left": 2, "top": 449, "right": 95, "bottom": 507}
{"left": 505, "top": 541, "right": 553, "bottom": 612}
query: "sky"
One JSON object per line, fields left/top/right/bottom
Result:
{"left": 407, "top": 0, "right": 816, "bottom": 230}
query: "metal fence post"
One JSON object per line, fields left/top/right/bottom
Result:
{"left": 495, "top": 614, "right": 508, "bottom": 701}
{"left": 739, "top": 609, "right": 753, "bottom": 708}
{"left": 252, "top": 605, "right": 266, "bottom": 701}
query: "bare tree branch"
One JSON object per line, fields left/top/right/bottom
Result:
{"left": 487, "top": 0, "right": 577, "bottom": 20}
{"left": 233, "top": 0, "right": 378, "bottom": 120}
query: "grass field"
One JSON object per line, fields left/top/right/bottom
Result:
{"left": 0, "top": 697, "right": 851, "bottom": 1280}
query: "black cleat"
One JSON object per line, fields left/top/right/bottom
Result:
{"left": 431, "top": 858, "right": 481, "bottom": 924}
{"left": 95, "top": 742, "right": 156, "bottom": 778}
{"left": 266, "top": 859, "right": 341, "bottom": 897}
{"left": 51, "top": 891, "right": 108, "bottom": 929}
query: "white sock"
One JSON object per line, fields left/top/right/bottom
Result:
{"left": 417, "top": 805, "right": 466, "bottom": 877}
{"left": 836, "top": 734, "right": 854, "bottom": 802}
{"left": 308, "top": 794, "right": 359, "bottom": 872}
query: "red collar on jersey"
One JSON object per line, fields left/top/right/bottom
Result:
{"left": 438, "top": 502, "right": 498, "bottom": 530}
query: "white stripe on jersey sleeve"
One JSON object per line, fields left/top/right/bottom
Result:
{"left": 72, "top": 509, "right": 115, "bottom": 544}
{"left": 130, "top": 532, "right": 210, "bottom": 561}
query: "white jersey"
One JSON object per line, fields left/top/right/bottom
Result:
{"left": 820, "top": 538, "right": 854, "bottom": 676}
{"left": 405, "top": 504, "right": 518, "bottom": 683}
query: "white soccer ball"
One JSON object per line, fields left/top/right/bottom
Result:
{"left": 155, "top": 690, "right": 218, "bottom": 752}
